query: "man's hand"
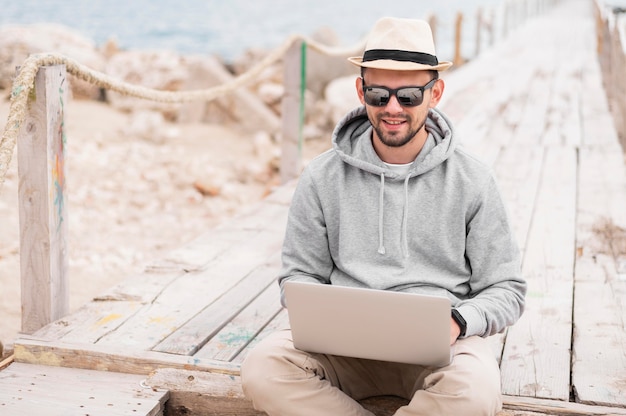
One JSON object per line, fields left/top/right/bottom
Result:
{"left": 450, "top": 317, "right": 461, "bottom": 345}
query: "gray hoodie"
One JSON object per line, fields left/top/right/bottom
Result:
{"left": 278, "top": 106, "right": 526, "bottom": 338}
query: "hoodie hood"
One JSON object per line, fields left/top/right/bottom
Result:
{"left": 330, "top": 106, "right": 458, "bottom": 255}
{"left": 331, "top": 106, "right": 457, "bottom": 180}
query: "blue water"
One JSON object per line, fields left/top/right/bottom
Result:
{"left": 0, "top": 0, "right": 503, "bottom": 62}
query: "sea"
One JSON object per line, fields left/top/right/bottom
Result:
{"left": 0, "top": 0, "right": 510, "bottom": 63}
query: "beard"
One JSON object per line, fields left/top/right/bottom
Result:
{"left": 372, "top": 112, "right": 428, "bottom": 148}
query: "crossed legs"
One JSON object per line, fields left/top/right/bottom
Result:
{"left": 241, "top": 329, "right": 502, "bottom": 416}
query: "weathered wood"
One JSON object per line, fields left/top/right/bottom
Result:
{"left": 0, "top": 362, "right": 169, "bottom": 416}
{"left": 500, "top": 146, "right": 577, "bottom": 401}
{"left": 17, "top": 65, "right": 69, "bottom": 334}
{"left": 493, "top": 145, "right": 544, "bottom": 256}
{"left": 30, "top": 270, "right": 183, "bottom": 343}
{"left": 572, "top": 145, "right": 626, "bottom": 407}
{"left": 153, "top": 254, "right": 281, "bottom": 356}
{"left": 94, "top": 228, "right": 285, "bottom": 351}
{"left": 194, "top": 282, "right": 282, "bottom": 361}
{"left": 502, "top": 395, "right": 626, "bottom": 415}
{"left": 146, "top": 196, "right": 291, "bottom": 273}
{"left": 146, "top": 368, "right": 259, "bottom": 416}
{"left": 13, "top": 337, "right": 242, "bottom": 375}
{"left": 233, "top": 308, "right": 290, "bottom": 364}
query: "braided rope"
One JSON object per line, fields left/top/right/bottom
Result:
{"left": 0, "top": 33, "right": 365, "bottom": 189}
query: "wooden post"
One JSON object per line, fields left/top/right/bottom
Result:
{"left": 453, "top": 12, "right": 464, "bottom": 67}
{"left": 17, "top": 65, "right": 69, "bottom": 334}
{"left": 280, "top": 39, "right": 305, "bottom": 184}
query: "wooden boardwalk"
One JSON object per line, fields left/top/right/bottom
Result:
{"left": 4, "top": 0, "right": 626, "bottom": 414}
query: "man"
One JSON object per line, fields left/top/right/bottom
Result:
{"left": 241, "top": 17, "right": 526, "bottom": 416}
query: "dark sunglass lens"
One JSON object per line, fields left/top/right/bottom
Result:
{"left": 397, "top": 88, "right": 423, "bottom": 106}
{"left": 365, "top": 88, "right": 390, "bottom": 106}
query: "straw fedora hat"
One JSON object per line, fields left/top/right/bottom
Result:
{"left": 348, "top": 17, "right": 452, "bottom": 71}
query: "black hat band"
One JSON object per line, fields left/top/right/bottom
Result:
{"left": 362, "top": 49, "right": 439, "bottom": 66}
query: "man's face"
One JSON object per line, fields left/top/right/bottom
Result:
{"left": 357, "top": 68, "right": 443, "bottom": 150}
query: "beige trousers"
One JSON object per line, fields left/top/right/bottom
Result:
{"left": 241, "top": 329, "right": 502, "bottom": 416}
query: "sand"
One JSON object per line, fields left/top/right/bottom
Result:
{"left": 0, "top": 95, "right": 330, "bottom": 353}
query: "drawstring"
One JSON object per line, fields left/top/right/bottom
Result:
{"left": 402, "top": 175, "right": 410, "bottom": 257}
{"left": 377, "top": 173, "right": 386, "bottom": 254}
{"left": 377, "top": 172, "right": 411, "bottom": 257}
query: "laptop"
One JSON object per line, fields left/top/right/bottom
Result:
{"left": 283, "top": 281, "right": 452, "bottom": 367}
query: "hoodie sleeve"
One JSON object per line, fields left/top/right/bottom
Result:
{"left": 277, "top": 167, "right": 334, "bottom": 307}
{"left": 456, "top": 174, "right": 527, "bottom": 338}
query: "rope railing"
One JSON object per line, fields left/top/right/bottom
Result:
{"left": 0, "top": 0, "right": 558, "bottom": 192}
{"left": 2, "top": 0, "right": 559, "bottom": 191}
{"left": 0, "top": 34, "right": 366, "bottom": 191}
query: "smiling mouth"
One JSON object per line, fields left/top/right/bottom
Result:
{"left": 383, "top": 119, "right": 406, "bottom": 126}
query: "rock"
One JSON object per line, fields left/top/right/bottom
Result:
{"left": 122, "top": 110, "right": 180, "bottom": 144}
{"left": 0, "top": 23, "right": 106, "bottom": 99}
{"left": 193, "top": 179, "right": 221, "bottom": 197}
{"left": 104, "top": 49, "right": 187, "bottom": 119}
{"left": 257, "top": 81, "right": 284, "bottom": 107}
{"left": 324, "top": 75, "right": 361, "bottom": 126}
{"left": 305, "top": 26, "right": 362, "bottom": 97}
{"left": 178, "top": 54, "right": 281, "bottom": 133}
{"left": 176, "top": 55, "right": 235, "bottom": 124}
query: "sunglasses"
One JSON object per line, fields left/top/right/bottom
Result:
{"left": 362, "top": 78, "right": 438, "bottom": 107}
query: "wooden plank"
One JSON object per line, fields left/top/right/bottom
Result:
{"left": 153, "top": 253, "right": 281, "bottom": 355}
{"left": 493, "top": 145, "right": 544, "bottom": 257}
{"left": 580, "top": 57, "right": 621, "bottom": 147}
{"left": 572, "top": 145, "right": 626, "bottom": 407}
{"left": 541, "top": 63, "right": 582, "bottom": 148}
{"left": 17, "top": 65, "right": 69, "bottom": 334}
{"left": 502, "top": 395, "right": 626, "bottom": 415}
{"left": 95, "top": 226, "right": 285, "bottom": 350}
{"left": 509, "top": 67, "right": 555, "bottom": 148}
{"left": 146, "top": 368, "right": 260, "bottom": 416}
{"left": 487, "top": 145, "right": 544, "bottom": 364}
{"left": 144, "top": 176, "right": 287, "bottom": 266}
{"left": 32, "top": 271, "right": 182, "bottom": 343}
{"left": 194, "top": 282, "right": 283, "bottom": 361}
{"left": 145, "top": 227, "right": 257, "bottom": 274}
{"left": 0, "top": 362, "right": 168, "bottom": 416}
{"left": 233, "top": 308, "right": 290, "bottom": 364}
{"left": 146, "top": 198, "right": 289, "bottom": 273}
{"left": 13, "top": 337, "right": 241, "bottom": 375}
{"left": 500, "top": 146, "right": 577, "bottom": 401}
{"left": 48, "top": 300, "right": 145, "bottom": 345}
